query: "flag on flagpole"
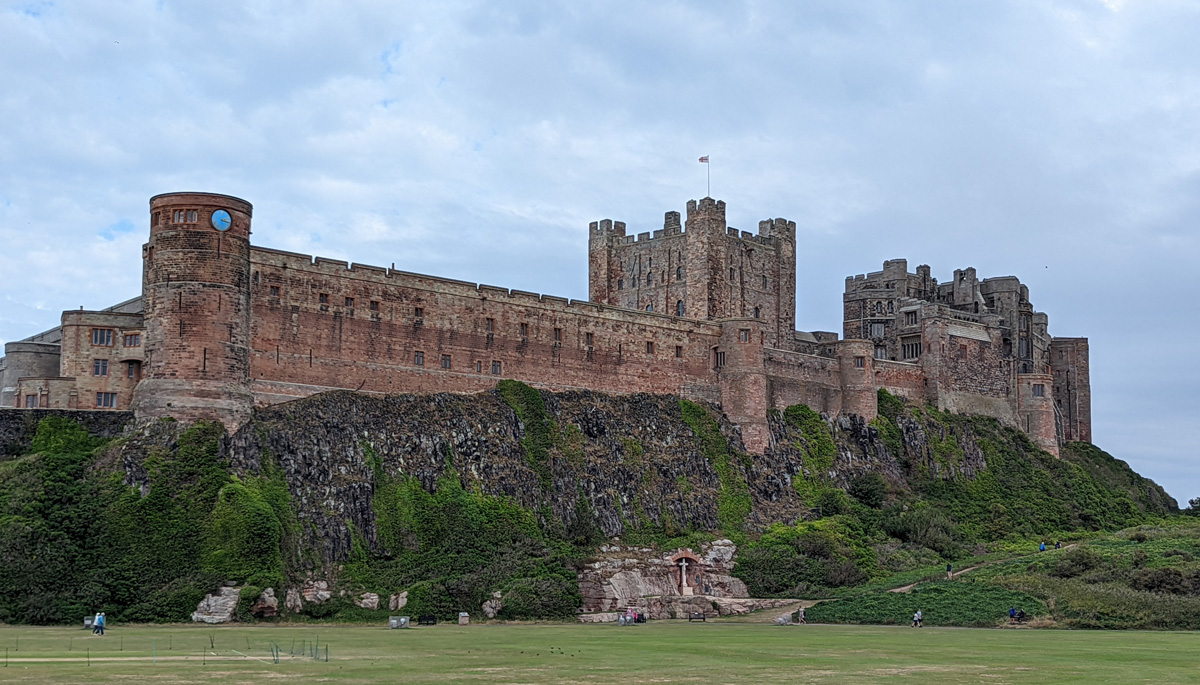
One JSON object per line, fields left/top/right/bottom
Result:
{"left": 698, "top": 156, "right": 709, "bottom": 163}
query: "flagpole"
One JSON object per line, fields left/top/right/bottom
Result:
{"left": 707, "top": 159, "right": 710, "bottom": 198}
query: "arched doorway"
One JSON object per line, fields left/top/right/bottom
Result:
{"left": 670, "top": 551, "right": 703, "bottom": 596}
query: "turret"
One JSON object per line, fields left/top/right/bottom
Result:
{"left": 131, "top": 192, "right": 254, "bottom": 429}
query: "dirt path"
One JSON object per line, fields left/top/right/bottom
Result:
{"left": 887, "top": 544, "right": 1077, "bottom": 594}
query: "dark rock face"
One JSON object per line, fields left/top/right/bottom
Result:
{"left": 0, "top": 408, "right": 132, "bottom": 455}
{"left": 219, "top": 388, "right": 990, "bottom": 566}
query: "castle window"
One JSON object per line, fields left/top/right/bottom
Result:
{"left": 618, "top": 279, "right": 624, "bottom": 291}
{"left": 676, "top": 300, "right": 684, "bottom": 316}
{"left": 905, "top": 311, "right": 917, "bottom": 326}
{"left": 677, "top": 266, "right": 683, "bottom": 281}
{"left": 676, "top": 345, "right": 683, "bottom": 358}
{"left": 414, "top": 307, "right": 424, "bottom": 319}
{"left": 874, "top": 346, "right": 887, "bottom": 360}
{"left": 1033, "top": 384, "right": 1045, "bottom": 397}
{"left": 520, "top": 322, "right": 529, "bottom": 338}
{"left": 647, "top": 273, "right": 653, "bottom": 286}
{"left": 585, "top": 332, "right": 594, "bottom": 347}
{"left": 123, "top": 333, "right": 141, "bottom": 347}
{"left": 1019, "top": 339, "right": 1030, "bottom": 359}
{"left": 901, "top": 337, "right": 922, "bottom": 360}
{"left": 553, "top": 328, "right": 562, "bottom": 343}
{"left": 754, "top": 307, "right": 760, "bottom": 318}
{"left": 345, "top": 297, "right": 355, "bottom": 309}
{"left": 270, "top": 286, "right": 280, "bottom": 297}
{"left": 24, "top": 395, "right": 37, "bottom": 408}
{"left": 253, "top": 271, "right": 259, "bottom": 285}
{"left": 152, "top": 212, "right": 160, "bottom": 226}
{"left": 870, "top": 322, "right": 885, "bottom": 338}
{"left": 646, "top": 341, "right": 654, "bottom": 355}
{"left": 855, "top": 356, "right": 865, "bottom": 368}
{"left": 96, "top": 392, "right": 116, "bottom": 408}
{"left": 476, "top": 361, "right": 483, "bottom": 373}
{"left": 91, "top": 329, "right": 114, "bottom": 346}
{"left": 491, "top": 360, "right": 502, "bottom": 375}
{"left": 739, "top": 329, "right": 751, "bottom": 343}
{"left": 441, "top": 355, "right": 451, "bottom": 370}
{"left": 713, "top": 348, "right": 726, "bottom": 369}
{"left": 127, "top": 361, "right": 140, "bottom": 379}
{"left": 414, "top": 351, "right": 424, "bottom": 366}
{"left": 730, "top": 267, "right": 735, "bottom": 279}
{"left": 319, "top": 293, "right": 329, "bottom": 305}
{"left": 93, "top": 359, "right": 108, "bottom": 376}
{"left": 370, "top": 300, "right": 379, "bottom": 311}
{"left": 645, "top": 304, "right": 653, "bottom": 312}
{"left": 762, "top": 275, "right": 767, "bottom": 289}
{"left": 1020, "top": 315, "right": 1030, "bottom": 331}
{"left": 648, "top": 257, "right": 652, "bottom": 268}
{"left": 485, "top": 318, "right": 494, "bottom": 332}
{"left": 1058, "top": 350, "right": 1065, "bottom": 360}
{"left": 187, "top": 210, "right": 198, "bottom": 222}
{"left": 959, "top": 345, "right": 968, "bottom": 359}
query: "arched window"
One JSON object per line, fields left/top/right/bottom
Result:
{"left": 676, "top": 300, "right": 684, "bottom": 316}
{"left": 754, "top": 307, "right": 760, "bottom": 318}
{"left": 645, "top": 304, "right": 653, "bottom": 312}
{"left": 676, "top": 266, "right": 683, "bottom": 281}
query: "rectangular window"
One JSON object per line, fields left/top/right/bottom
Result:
{"left": 553, "top": 327, "right": 562, "bottom": 343}
{"left": 905, "top": 311, "right": 917, "bottom": 326}
{"left": 646, "top": 341, "right": 654, "bottom": 354}
{"left": 1033, "top": 384, "right": 1045, "bottom": 397}
{"left": 675, "top": 345, "right": 683, "bottom": 358}
{"left": 93, "top": 359, "right": 108, "bottom": 376}
{"left": 901, "top": 337, "right": 922, "bottom": 360}
{"left": 854, "top": 356, "right": 865, "bottom": 368}
{"left": 485, "top": 318, "right": 494, "bottom": 332}
{"left": 123, "top": 333, "right": 141, "bottom": 347}
{"left": 319, "top": 293, "right": 329, "bottom": 305}
{"left": 959, "top": 345, "right": 968, "bottom": 359}
{"left": 1019, "top": 338, "right": 1031, "bottom": 359}
{"left": 491, "top": 360, "right": 502, "bottom": 375}
{"left": 617, "top": 278, "right": 624, "bottom": 291}
{"left": 345, "top": 297, "right": 355, "bottom": 308}
{"left": 585, "top": 332, "right": 594, "bottom": 347}
{"left": 870, "top": 322, "right": 886, "bottom": 338}
{"left": 520, "top": 322, "right": 529, "bottom": 338}
{"left": 270, "top": 286, "right": 280, "bottom": 297}
{"left": 441, "top": 354, "right": 451, "bottom": 370}
{"left": 24, "top": 395, "right": 37, "bottom": 408}
{"left": 874, "top": 346, "right": 887, "bottom": 359}
{"left": 1020, "top": 315, "right": 1030, "bottom": 331}
{"left": 127, "top": 361, "right": 139, "bottom": 379}
{"left": 91, "top": 328, "right": 114, "bottom": 346}
{"left": 370, "top": 300, "right": 379, "bottom": 311}
{"left": 762, "top": 275, "right": 767, "bottom": 288}
{"left": 414, "top": 351, "right": 424, "bottom": 366}
{"left": 715, "top": 350, "right": 726, "bottom": 368}
{"left": 476, "top": 361, "right": 483, "bottom": 373}
{"left": 415, "top": 307, "right": 424, "bottom": 319}
{"left": 739, "top": 329, "right": 751, "bottom": 343}
{"left": 96, "top": 392, "right": 116, "bottom": 408}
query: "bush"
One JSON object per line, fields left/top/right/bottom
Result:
{"left": 883, "top": 507, "right": 963, "bottom": 560}
{"left": 1049, "top": 548, "right": 1103, "bottom": 579}
{"left": 496, "top": 576, "right": 581, "bottom": 619}
{"left": 848, "top": 473, "right": 888, "bottom": 509}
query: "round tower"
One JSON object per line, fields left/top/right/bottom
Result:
{"left": 837, "top": 339, "right": 878, "bottom": 420}
{"left": 131, "top": 192, "right": 254, "bottom": 429}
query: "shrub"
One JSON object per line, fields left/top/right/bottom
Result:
{"left": 883, "top": 507, "right": 963, "bottom": 560}
{"left": 848, "top": 473, "right": 888, "bottom": 509}
{"left": 1049, "top": 548, "right": 1103, "bottom": 579}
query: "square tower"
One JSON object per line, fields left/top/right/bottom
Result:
{"left": 588, "top": 198, "right": 797, "bottom": 348}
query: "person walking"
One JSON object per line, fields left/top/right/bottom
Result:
{"left": 96, "top": 612, "right": 105, "bottom": 636}
{"left": 946, "top": 563, "right": 953, "bottom": 580}
{"left": 797, "top": 607, "right": 806, "bottom": 624}
{"left": 916, "top": 609, "right": 923, "bottom": 627}
{"left": 1039, "top": 541, "right": 1046, "bottom": 552}
{"left": 92, "top": 612, "right": 102, "bottom": 635}
{"left": 911, "top": 610, "right": 920, "bottom": 628}
{"left": 1055, "top": 540, "right": 1062, "bottom": 550}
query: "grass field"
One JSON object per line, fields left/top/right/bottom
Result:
{"left": 0, "top": 620, "right": 1196, "bottom": 683}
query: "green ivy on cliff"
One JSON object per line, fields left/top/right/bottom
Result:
{"left": 496, "top": 380, "right": 554, "bottom": 489}
{"left": 679, "top": 399, "right": 750, "bottom": 542}
{"left": 351, "top": 455, "right": 580, "bottom": 621}
{"left": 783, "top": 404, "right": 839, "bottom": 507}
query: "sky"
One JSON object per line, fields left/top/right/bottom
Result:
{"left": 2, "top": 0, "right": 1198, "bottom": 501}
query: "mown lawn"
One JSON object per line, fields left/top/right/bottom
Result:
{"left": 0, "top": 620, "right": 1196, "bottom": 683}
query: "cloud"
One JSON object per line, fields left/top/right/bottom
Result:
{"left": 1, "top": 0, "right": 1198, "bottom": 499}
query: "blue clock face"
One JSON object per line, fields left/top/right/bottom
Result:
{"left": 211, "top": 209, "right": 232, "bottom": 232}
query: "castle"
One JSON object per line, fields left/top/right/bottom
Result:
{"left": 0, "top": 192, "right": 1090, "bottom": 455}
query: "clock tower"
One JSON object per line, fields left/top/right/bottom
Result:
{"left": 131, "top": 192, "right": 255, "bottom": 429}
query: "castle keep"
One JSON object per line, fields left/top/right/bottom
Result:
{"left": 0, "top": 192, "right": 1090, "bottom": 455}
